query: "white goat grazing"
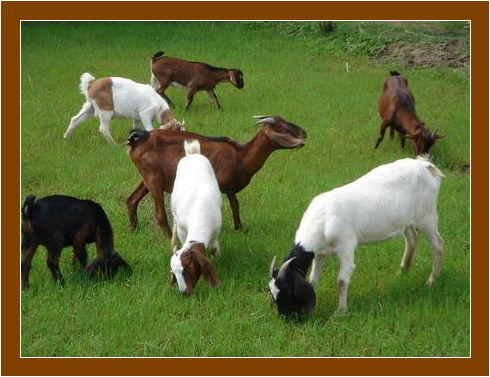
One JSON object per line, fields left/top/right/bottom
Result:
{"left": 269, "top": 156, "right": 444, "bottom": 317}
{"left": 64, "top": 73, "right": 183, "bottom": 144}
{"left": 170, "top": 139, "right": 222, "bottom": 295}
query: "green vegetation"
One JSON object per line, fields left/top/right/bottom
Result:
{"left": 21, "top": 21, "right": 469, "bottom": 357}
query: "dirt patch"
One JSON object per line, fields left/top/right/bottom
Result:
{"left": 379, "top": 39, "right": 469, "bottom": 68}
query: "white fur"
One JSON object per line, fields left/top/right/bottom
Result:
{"left": 294, "top": 157, "right": 444, "bottom": 312}
{"left": 64, "top": 73, "right": 173, "bottom": 144}
{"left": 170, "top": 140, "right": 222, "bottom": 292}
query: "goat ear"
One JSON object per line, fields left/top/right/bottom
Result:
{"left": 435, "top": 133, "right": 446, "bottom": 139}
{"left": 190, "top": 248, "right": 219, "bottom": 288}
{"left": 295, "top": 279, "right": 316, "bottom": 317}
{"left": 264, "top": 127, "right": 304, "bottom": 148}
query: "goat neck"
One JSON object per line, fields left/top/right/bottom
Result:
{"left": 240, "top": 130, "right": 277, "bottom": 177}
{"left": 281, "top": 243, "right": 315, "bottom": 278}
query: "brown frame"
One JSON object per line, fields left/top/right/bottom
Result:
{"left": 3, "top": 1, "right": 488, "bottom": 375}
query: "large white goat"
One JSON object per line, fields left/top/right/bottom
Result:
{"left": 64, "top": 73, "right": 183, "bottom": 144}
{"left": 269, "top": 156, "right": 444, "bottom": 318}
{"left": 170, "top": 139, "right": 222, "bottom": 295}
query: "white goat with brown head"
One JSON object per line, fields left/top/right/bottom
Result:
{"left": 170, "top": 139, "right": 221, "bottom": 295}
{"left": 64, "top": 73, "right": 184, "bottom": 144}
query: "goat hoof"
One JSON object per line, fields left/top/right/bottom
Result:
{"left": 333, "top": 308, "right": 348, "bottom": 318}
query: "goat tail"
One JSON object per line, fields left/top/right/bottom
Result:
{"left": 126, "top": 129, "right": 151, "bottom": 148}
{"left": 152, "top": 51, "right": 165, "bottom": 62}
{"left": 79, "top": 72, "right": 96, "bottom": 98}
{"left": 93, "top": 203, "right": 116, "bottom": 259}
{"left": 21, "top": 194, "right": 36, "bottom": 221}
{"left": 184, "top": 139, "right": 201, "bottom": 155}
{"left": 390, "top": 70, "right": 401, "bottom": 76}
{"left": 416, "top": 155, "right": 445, "bottom": 179}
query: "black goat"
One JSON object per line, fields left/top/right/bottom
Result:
{"left": 21, "top": 194, "right": 131, "bottom": 289}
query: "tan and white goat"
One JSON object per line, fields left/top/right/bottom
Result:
{"left": 64, "top": 73, "right": 183, "bottom": 144}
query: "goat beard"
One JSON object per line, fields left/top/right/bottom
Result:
{"left": 264, "top": 128, "right": 304, "bottom": 148}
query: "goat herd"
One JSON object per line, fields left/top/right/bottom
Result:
{"left": 22, "top": 51, "right": 446, "bottom": 320}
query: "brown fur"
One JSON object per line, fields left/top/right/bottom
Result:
{"left": 87, "top": 77, "right": 114, "bottom": 110}
{"left": 126, "top": 116, "right": 306, "bottom": 236}
{"left": 179, "top": 243, "right": 219, "bottom": 295}
{"left": 375, "top": 73, "right": 445, "bottom": 155}
{"left": 151, "top": 54, "right": 243, "bottom": 110}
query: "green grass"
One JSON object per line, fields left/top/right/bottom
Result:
{"left": 21, "top": 21, "right": 470, "bottom": 357}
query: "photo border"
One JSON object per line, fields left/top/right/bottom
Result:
{"left": 3, "top": 1, "right": 488, "bottom": 375}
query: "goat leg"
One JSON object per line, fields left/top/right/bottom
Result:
{"left": 21, "top": 240, "right": 38, "bottom": 290}
{"left": 160, "top": 90, "right": 175, "bottom": 108}
{"left": 147, "top": 180, "right": 172, "bottom": 237}
{"left": 375, "top": 121, "right": 390, "bottom": 149}
{"left": 126, "top": 180, "right": 149, "bottom": 230}
{"left": 206, "top": 89, "right": 221, "bottom": 110}
{"left": 227, "top": 193, "right": 242, "bottom": 230}
{"left": 184, "top": 88, "right": 197, "bottom": 110}
{"left": 46, "top": 247, "right": 65, "bottom": 286}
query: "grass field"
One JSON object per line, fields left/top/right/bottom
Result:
{"left": 21, "top": 21, "right": 470, "bottom": 357}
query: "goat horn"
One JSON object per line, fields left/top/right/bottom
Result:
{"left": 269, "top": 256, "right": 277, "bottom": 279}
{"left": 252, "top": 115, "right": 272, "bottom": 120}
{"left": 277, "top": 257, "right": 296, "bottom": 280}
{"left": 255, "top": 117, "right": 276, "bottom": 125}
{"left": 431, "top": 127, "right": 438, "bottom": 137}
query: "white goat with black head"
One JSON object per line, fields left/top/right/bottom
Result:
{"left": 269, "top": 156, "right": 444, "bottom": 319}
{"left": 64, "top": 73, "right": 184, "bottom": 144}
{"left": 170, "top": 139, "right": 221, "bottom": 295}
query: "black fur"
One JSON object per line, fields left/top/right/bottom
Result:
{"left": 281, "top": 243, "right": 315, "bottom": 278}
{"left": 390, "top": 70, "right": 400, "bottom": 76}
{"left": 127, "top": 129, "right": 150, "bottom": 145}
{"left": 21, "top": 194, "right": 131, "bottom": 289}
{"left": 200, "top": 63, "right": 227, "bottom": 72}
{"left": 271, "top": 244, "right": 316, "bottom": 320}
{"left": 152, "top": 51, "right": 165, "bottom": 60}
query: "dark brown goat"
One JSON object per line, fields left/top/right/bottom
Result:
{"left": 126, "top": 116, "right": 307, "bottom": 237}
{"left": 375, "top": 71, "right": 445, "bottom": 155}
{"left": 150, "top": 51, "right": 244, "bottom": 110}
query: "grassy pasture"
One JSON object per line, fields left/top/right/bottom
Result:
{"left": 21, "top": 22, "right": 470, "bottom": 357}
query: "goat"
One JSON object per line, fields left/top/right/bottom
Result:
{"left": 64, "top": 73, "right": 184, "bottom": 144}
{"left": 126, "top": 115, "right": 307, "bottom": 237}
{"left": 150, "top": 51, "right": 244, "bottom": 110}
{"left": 169, "top": 140, "right": 221, "bottom": 295}
{"left": 268, "top": 156, "right": 444, "bottom": 319}
{"left": 21, "top": 194, "right": 131, "bottom": 289}
{"left": 375, "top": 71, "right": 445, "bottom": 155}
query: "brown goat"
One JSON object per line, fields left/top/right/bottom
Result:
{"left": 375, "top": 71, "right": 445, "bottom": 155}
{"left": 150, "top": 51, "right": 244, "bottom": 110}
{"left": 126, "top": 115, "right": 307, "bottom": 237}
